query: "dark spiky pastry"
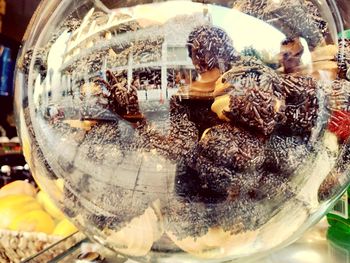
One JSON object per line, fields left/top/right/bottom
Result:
{"left": 212, "top": 57, "right": 285, "bottom": 135}
{"left": 187, "top": 25, "right": 240, "bottom": 74}
{"left": 167, "top": 169, "right": 294, "bottom": 240}
{"left": 174, "top": 123, "right": 266, "bottom": 198}
{"left": 247, "top": 170, "right": 293, "bottom": 201}
{"left": 264, "top": 135, "right": 311, "bottom": 176}
{"left": 304, "top": 0, "right": 328, "bottom": 37}
{"left": 198, "top": 123, "right": 265, "bottom": 172}
{"left": 170, "top": 95, "right": 222, "bottom": 136}
{"left": 85, "top": 70, "right": 143, "bottom": 121}
{"left": 190, "top": 155, "right": 237, "bottom": 196}
{"left": 132, "top": 96, "right": 201, "bottom": 162}
{"left": 278, "top": 75, "right": 319, "bottom": 135}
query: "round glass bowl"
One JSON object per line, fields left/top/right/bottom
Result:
{"left": 14, "top": 0, "right": 350, "bottom": 262}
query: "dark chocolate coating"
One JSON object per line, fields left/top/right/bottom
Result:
{"left": 220, "top": 57, "right": 285, "bottom": 135}
{"left": 278, "top": 75, "right": 319, "bottom": 135}
{"left": 174, "top": 159, "right": 228, "bottom": 203}
{"left": 170, "top": 96, "right": 222, "bottom": 136}
{"left": 91, "top": 70, "right": 142, "bottom": 121}
{"left": 174, "top": 123, "right": 266, "bottom": 200}
{"left": 133, "top": 96, "right": 201, "bottom": 162}
{"left": 198, "top": 123, "right": 265, "bottom": 172}
{"left": 264, "top": 135, "right": 310, "bottom": 176}
{"left": 187, "top": 25, "right": 240, "bottom": 74}
{"left": 167, "top": 169, "right": 294, "bottom": 239}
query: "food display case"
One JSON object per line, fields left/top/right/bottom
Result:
{"left": 9, "top": 0, "right": 350, "bottom": 262}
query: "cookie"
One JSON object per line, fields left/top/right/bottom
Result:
{"left": 86, "top": 70, "right": 143, "bottom": 121}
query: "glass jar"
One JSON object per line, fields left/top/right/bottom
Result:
{"left": 14, "top": 0, "right": 350, "bottom": 262}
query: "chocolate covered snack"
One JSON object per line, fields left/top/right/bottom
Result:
{"left": 198, "top": 123, "right": 265, "bottom": 172}
{"left": 187, "top": 25, "right": 240, "bottom": 74}
{"left": 264, "top": 135, "right": 311, "bottom": 176}
{"left": 279, "top": 75, "right": 319, "bottom": 135}
{"left": 212, "top": 57, "right": 285, "bottom": 135}
{"left": 18, "top": 4, "right": 350, "bottom": 260}
{"left": 81, "top": 70, "right": 143, "bottom": 122}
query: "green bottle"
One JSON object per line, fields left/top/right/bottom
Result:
{"left": 327, "top": 30, "right": 350, "bottom": 231}
{"left": 327, "top": 226, "right": 350, "bottom": 262}
{"left": 339, "top": 29, "right": 350, "bottom": 39}
{"left": 327, "top": 188, "right": 350, "bottom": 232}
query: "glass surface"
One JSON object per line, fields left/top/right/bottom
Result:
{"left": 14, "top": 0, "right": 350, "bottom": 262}
{"left": 25, "top": 220, "right": 347, "bottom": 263}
